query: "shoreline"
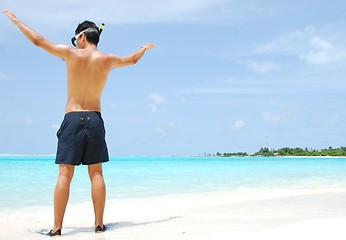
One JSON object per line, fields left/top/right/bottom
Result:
{"left": 1, "top": 154, "right": 346, "bottom": 158}
{"left": 280, "top": 155, "right": 346, "bottom": 158}
{"left": 2, "top": 187, "right": 346, "bottom": 239}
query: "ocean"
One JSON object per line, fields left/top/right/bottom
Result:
{"left": 1, "top": 155, "right": 346, "bottom": 210}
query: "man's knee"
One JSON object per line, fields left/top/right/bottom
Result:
{"left": 59, "top": 164, "right": 75, "bottom": 180}
{"left": 88, "top": 164, "right": 104, "bottom": 181}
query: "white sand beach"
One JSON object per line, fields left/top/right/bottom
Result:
{"left": 2, "top": 187, "right": 346, "bottom": 240}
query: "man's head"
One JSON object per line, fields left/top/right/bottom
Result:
{"left": 74, "top": 21, "right": 100, "bottom": 47}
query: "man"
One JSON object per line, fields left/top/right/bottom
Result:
{"left": 2, "top": 10, "right": 156, "bottom": 236}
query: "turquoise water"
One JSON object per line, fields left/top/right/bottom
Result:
{"left": 1, "top": 156, "right": 346, "bottom": 209}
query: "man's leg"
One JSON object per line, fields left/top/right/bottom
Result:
{"left": 88, "top": 163, "right": 106, "bottom": 228}
{"left": 53, "top": 164, "right": 75, "bottom": 232}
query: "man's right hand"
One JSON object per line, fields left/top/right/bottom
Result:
{"left": 2, "top": 10, "right": 19, "bottom": 24}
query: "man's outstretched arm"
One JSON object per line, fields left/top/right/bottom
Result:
{"left": 2, "top": 10, "right": 71, "bottom": 59}
{"left": 109, "top": 43, "right": 157, "bottom": 68}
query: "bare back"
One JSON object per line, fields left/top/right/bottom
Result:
{"left": 65, "top": 47, "right": 112, "bottom": 113}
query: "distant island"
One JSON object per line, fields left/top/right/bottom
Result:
{"left": 212, "top": 147, "right": 346, "bottom": 157}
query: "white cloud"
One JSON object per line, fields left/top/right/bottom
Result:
{"left": 148, "top": 93, "right": 165, "bottom": 113}
{"left": 0, "top": 73, "right": 11, "bottom": 80}
{"left": 327, "top": 114, "right": 340, "bottom": 125}
{"left": 246, "top": 60, "right": 282, "bottom": 74}
{"left": 148, "top": 103, "right": 158, "bottom": 113}
{"left": 3, "top": 0, "right": 234, "bottom": 27}
{"left": 260, "top": 111, "right": 286, "bottom": 124}
{"left": 108, "top": 103, "right": 119, "bottom": 110}
{"left": 155, "top": 126, "right": 167, "bottom": 136}
{"left": 256, "top": 28, "right": 307, "bottom": 55}
{"left": 300, "top": 36, "right": 346, "bottom": 65}
{"left": 155, "top": 120, "right": 179, "bottom": 136}
{"left": 256, "top": 26, "right": 346, "bottom": 66}
{"left": 51, "top": 123, "right": 60, "bottom": 129}
{"left": 164, "top": 120, "right": 179, "bottom": 128}
{"left": 24, "top": 118, "right": 33, "bottom": 125}
{"left": 178, "top": 87, "right": 266, "bottom": 95}
{"left": 148, "top": 93, "right": 165, "bottom": 105}
{"left": 232, "top": 119, "right": 245, "bottom": 131}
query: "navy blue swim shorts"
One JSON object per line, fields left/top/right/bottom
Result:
{"left": 55, "top": 111, "right": 109, "bottom": 165}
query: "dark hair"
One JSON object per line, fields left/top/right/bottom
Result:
{"left": 75, "top": 20, "right": 100, "bottom": 46}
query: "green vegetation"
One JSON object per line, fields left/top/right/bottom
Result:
{"left": 216, "top": 147, "right": 346, "bottom": 157}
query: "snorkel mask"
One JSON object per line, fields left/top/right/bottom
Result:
{"left": 71, "top": 23, "right": 105, "bottom": 47}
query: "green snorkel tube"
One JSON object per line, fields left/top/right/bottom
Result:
{"left": 99, "top": 23, "right": 105, "bottom": 35}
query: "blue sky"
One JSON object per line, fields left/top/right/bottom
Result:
{"left": 1, "top": 0, "right": 345, "bottom": 156}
